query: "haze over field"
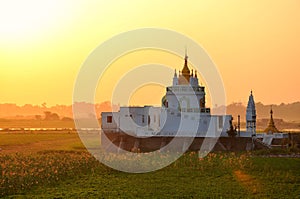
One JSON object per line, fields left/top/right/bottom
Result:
{"left": 0, "top": 1, "right": 300, "bottom": 107}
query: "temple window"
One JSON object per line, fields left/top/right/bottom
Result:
{"left": 107, "top": 116, "right": 112, "bottom": 123}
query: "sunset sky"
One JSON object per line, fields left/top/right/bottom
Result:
{"left": 1, "top": 0, "right": 300, "bottom": 107}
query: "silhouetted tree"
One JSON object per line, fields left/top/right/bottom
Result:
{"left": 44, "top": 111, "right": 60, "bottom": 120}
{"left": 51, "top": 113, "right": 59, "bottom": 120}
{"left": 61, "top": 117, "right": 73, "bottom": 121}
{"left": 35, "top": 115, "right": 42, "bottom": 120}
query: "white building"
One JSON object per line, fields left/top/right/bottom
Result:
{"left": 102, "top": 53, "right": 231, "bottom": 138}
{"left": 101, "top": 53, "right": 289, "bottom": 151}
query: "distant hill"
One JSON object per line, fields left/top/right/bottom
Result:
{"left": 214, "top": 102, "right": 300, "bottom": 122}
{"left": 0, "top": 101, "right": 299, "bottom": 122}
{"left": 0, "top": 102, "right": 119, "bottom": 120}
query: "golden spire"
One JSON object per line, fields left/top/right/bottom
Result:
{"left": 264, "top": 106, "right": 280, "bottom": 133}
{"left": 181, "top": 49, "right": 191, "bottom": 83}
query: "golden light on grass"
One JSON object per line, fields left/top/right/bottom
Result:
{"left": 234, "top": 170, "right": 261, "bottom": 194}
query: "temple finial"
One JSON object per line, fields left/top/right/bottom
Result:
{"left": 181, "top": 47, "right": 190, "bottom": 83}
{"left": 270, "top": 105, "right": 273, "bottom": 115}
{"left": 184, "top": 47, "right": 188, "bottom": 65}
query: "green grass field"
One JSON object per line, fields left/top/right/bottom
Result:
{"left": 1, "top": 132, "right": 299, "bottom": 198}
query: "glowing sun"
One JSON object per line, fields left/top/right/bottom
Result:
{"left": 0, "top": 0, "right": 67, "bottom": 41}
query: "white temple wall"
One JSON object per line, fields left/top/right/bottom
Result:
{"left": 167, "top": 93, "right": 204, "bottom": 111}
{"left": 101, "top": 112, "right": 119, "bottom": 131}
{"left": 114, "top": 106, "right": 161, "bottom": 135}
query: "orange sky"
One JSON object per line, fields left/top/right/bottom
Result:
{"left": 1, "top": 0, "right": 300, "bottom": 106}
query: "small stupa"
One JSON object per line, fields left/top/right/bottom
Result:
{"left": 264, "top": 106, "right": 280, "bottom": 133}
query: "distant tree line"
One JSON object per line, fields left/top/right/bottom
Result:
{"left": 34, "top": 111, "right": 72, "bottom": 121}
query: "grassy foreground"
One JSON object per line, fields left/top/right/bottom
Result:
{"left": 0, "top": 133, "right": 299, "bottom": 198}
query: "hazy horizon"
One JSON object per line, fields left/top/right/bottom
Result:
{"left": 1, "top": 100, "right": 300, "bottom": 123}
{"left": 1, "top": 99, "right": 300, "bottom": 108}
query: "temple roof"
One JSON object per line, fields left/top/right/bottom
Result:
{"left": 247, "top": 90, "right": 255, "bottom": 109}
{"left": 264, "top": 107, "right": 280, "bottom": 133}
{"left": 180, "top": 53, "right": 191, "bottom": 83}
{"left": 182, "top": 54, "right": 190, "bottom": 74}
